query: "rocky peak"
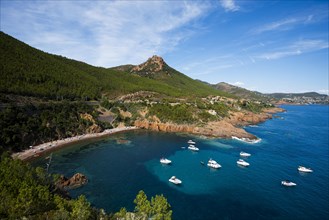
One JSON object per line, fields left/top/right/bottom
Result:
{"left": 131, "top": 55, "right": 168, "bottom": 74}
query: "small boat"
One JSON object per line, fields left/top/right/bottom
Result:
{"left": 169, "top": 176, "right": 182, "bottom": 185}
{"left": 298, "top": 166, "right": 313, "bottom": 173}
{"left": 188, "top": 145, "right": 199, "bottom": 151}
{"left": 281, "top": 180, "right": 297, "bottom": 187}
{"left": 187, "top": 140, "right": 196, "bottom": 144}
{"left": 200, "top": 161, "right": 205, "bottom": 165}
{"left": 237, "top": 159, "right": 250, "bottom": 167}
{"left": 240, "top": 151, "right": 251, "bottom": 157}
{"left": 181, "top": 147, "right": 186, "bottom": 149}
{"left": 160, "top": 158, "right": 172, "bottom": 164}
{"left": 207, "top": 159, "right": 221, "bottom": 169}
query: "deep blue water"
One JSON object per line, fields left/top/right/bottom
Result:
{"left": 32, "top": 105, "right": 329, "bottom": 219}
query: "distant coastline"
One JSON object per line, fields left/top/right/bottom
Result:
{"left": 12, "top": 126, "right": 139, "bottom": 161}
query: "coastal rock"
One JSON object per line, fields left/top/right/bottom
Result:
{"left": 57, "top": 173, "right": 88, "bottom": 190}
{"left": 134, "top": 107, "right": 283, "bottom": 140}
{"left": 134, "top": 119, "right": 255, "bottom": 140}
{"left": 81, "top": 113, "right": 102, "bottom": 133}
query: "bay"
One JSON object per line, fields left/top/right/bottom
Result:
{"left": 32, "top": 105, "right": 329, "bottom": 219}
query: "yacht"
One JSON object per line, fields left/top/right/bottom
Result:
{"left": 160, "top": 158, "right": 172, "bottom": 164}
{"left": 207, "top": 159, "right": 221, "bottom": 169}
{"left": 240, "top": 151, "right": 251, "bottom": 157}
{"left": 188, "top": 145, "right": 199, "bottom": 151}
{"left": 187, "top": 140, "right": 196, "bottom": 144}
{"left": 237, "top": 159, "right": 250, "bottom": 167}
{"left": 281, "top": 180, "right": 297, "bottom": 187}
{"left": 169, "top": 176, "right": 182, "bottom": 185}
{"left": 298, "top": 166, "right": 313, "bottom": 173}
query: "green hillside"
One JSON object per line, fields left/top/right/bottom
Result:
{"left": 0, "top": 31, "right": 228, "bottom": 100}
{"left": 212, "top": 82, "right": 268, "bottom": 101}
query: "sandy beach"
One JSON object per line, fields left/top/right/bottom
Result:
{"left": 12, "top": 126, "right": 139, "bottom": 161}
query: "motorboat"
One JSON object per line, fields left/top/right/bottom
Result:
{"left": 237, "top": 159, "right": 250, "bottom": 167}
{"left": 160, "top": 158, "right": 172, "bottom": 164}
{"left": 240, "top": 151, "right": 251, "bottom": 157}
{"left": 200, "top": 161, "right": 205, "bottom": 165}
{"left": 188, "top": 145, "right": 199, "bottom": 151}
{"left": 169, "top": 176, "right": 182, "bottom": 185}
{"left": 298, "top": 166, "right": 313, "bottom": 173}
{"left": 207, "top": 159, "right": 221, "bottom": 169}
{"left": 187, "top": 140, "right": 196, "bottom": 144}
{"left": 281, "top": 180, "right": 297, "bottom": 187}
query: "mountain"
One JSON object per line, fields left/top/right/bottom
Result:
{"left": 212, "top": 82, "right": 328, "bottom": 104}
{"left": 113, "top": 56, "right": 233, "bottom": 98}
{"left": 267, "top": 92, "right": 328, "bottom": 99}
{"left": 0, "top": 31, "right": 228, "bottom": 100}
{"left": 212, "top": 82, "right": 268, "bottom": 100}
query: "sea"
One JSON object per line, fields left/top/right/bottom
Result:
{"left": 32, "top": 105, "right": 329, "bottom": 220}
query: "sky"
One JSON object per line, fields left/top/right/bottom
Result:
{"left": 1, "top": 0, "right": 328, "bottom": 94}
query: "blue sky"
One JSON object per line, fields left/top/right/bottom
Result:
{"left": 1, "top": 0, "right": 328, "bottom": 94}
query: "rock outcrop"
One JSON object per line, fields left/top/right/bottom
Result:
{"left": 56, "top": 173, "right": 88, "bottom": 190}
{"left": 134, "top": 107, "right": 284, "bottom": 139}
{"left": 80, "top": 113, "right": 102, "bottom": 133}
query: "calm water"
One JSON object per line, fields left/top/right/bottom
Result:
{"left": 33, "top": 105, "right": 329, "bottom": 219}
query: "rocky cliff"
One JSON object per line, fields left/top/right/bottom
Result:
{"left": 134, "top": 107, "right": 284, "bottom": 139}
{"left": 56, "top": 173, "right": 88, "bottom": 190}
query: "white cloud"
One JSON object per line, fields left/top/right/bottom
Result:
{"left": 257, "top": 39, "right": 328, "bottom": 60}
{"left": 317, "top": 89, "right": 329, "bottom": 95}
{"left": 1, "top": 1, "right": 210, "bottom": 67}
{"left": 232, "top": 82, "right": 244, "bottom": 86}
{"left": 252, "top": 18, "right": 299, "bottom": 34}
{"left": 219, "top": 0, "right": 240, "bottom": 12}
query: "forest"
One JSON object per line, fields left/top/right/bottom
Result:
{"left": 0, "top": 155, "right": 172, "bottom": 219}
{"left": 0, "top": 31, "right": 228, "bottom": 101}
{"left": 0, "top": 101, "right": 107, "bottom": 155}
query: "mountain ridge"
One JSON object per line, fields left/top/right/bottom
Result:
{"left": 0, "top": 31, "right": 229, "bottom": 100}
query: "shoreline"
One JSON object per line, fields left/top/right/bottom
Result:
{"left": 12, "top": 126, "right": 139, "bottom": 161}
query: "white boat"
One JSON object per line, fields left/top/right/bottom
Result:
{"left": 188, "top": 145, "right": 199, "bottom": 151}
{"left": 281, "top": 180, "right": 297, "bottom": 187}
{"left": 187, "top": 140, "right": 196, "bottom": 144}
{"left": 240, "top": 151, "right": 251, "bottom": 157}
{"left": 207, "top": 159, "right": 221, "bottom": 169}
{"left": 160, "top": 158, "right": 171, "bottom": 164}
{"left": 237, "top": 159, "right": 250, "bottom": 167}
{"left": 169, "top": 176, "right": 182, "bottom": 185}
{"left": 298, "top": 166, "right": 313, "bottom": 173}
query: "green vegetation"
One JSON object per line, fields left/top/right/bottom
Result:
{"left": 133, "top": 190, "right": 172, "bottom": 220}
{"left": 1, "top": 31, "right": 229, "bottom": 100}
{"left": 148, "top": 103, "right": 196, "bottom": 124}
{"left": 237, "top": 100, "right": 268, "bottom": 113}
{"left": 0, "top": 155, "right": 172, "bottom": 219}
{"left": 0, "top": 102, "right": 103, "bottom": 154}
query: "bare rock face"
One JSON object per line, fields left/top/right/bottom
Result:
{"left": 134, "top": 107, "right": 284, "bottom": 140}
{"left": 130, "top": 55, "right": 171, "bottom": 78}
{"left": 57, "top": 173, "right": 88, "bottom": 190}
{"left": 80, "top": 113, "right": 102, "bottom": 133}
{"left": 131, "top": 55, "right": 166, "bottom": 73}
{"left": 134, "top": 119, "right": 256, "bottom": 140}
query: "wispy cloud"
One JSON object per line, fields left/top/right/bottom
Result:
{"left": 219, "top": 0, "right": 240, "bottom": 12}
{"left": 252, "top": 18, "right": 300, "bottom": 34}
{"left": 251, "top": 11, "right": 327, "bottom": 35}
{"left": 1, "top": 1, "right": 210, "bottom": 67}
{"left": 257, "top": 39, "right": 328, "bottom": 60}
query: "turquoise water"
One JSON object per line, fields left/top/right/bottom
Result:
{"left": 33, "top": 105, "right": 329, "bottom": 219}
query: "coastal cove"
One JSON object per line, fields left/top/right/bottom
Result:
{"left": 31, "top": 105, "right": 329, "bottom": 219}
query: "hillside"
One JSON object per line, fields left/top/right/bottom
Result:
{"left": 212, "top": 82, "right": 268, "bottom": 101}
{"left": 212, "top": 82, "right": 328, "bottom": 104}
{"left": 0, "top": 31, "right": 228, "bottom": 100}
